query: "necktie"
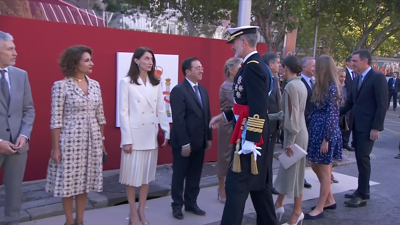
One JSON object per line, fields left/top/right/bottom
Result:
{"left": 193, "top": 85, "right": 203, "bottom": 108}
{"left": 0, "top": 70, "right": 10, "bottom": 106}
{"left": 309, "top": 80, "right": 313, "bottom": 90}
{"left": 357, "top": 74, "right": 364, "bottom": 91}
{"left": 351, "top": 71, "right": 356, "bottom": 80}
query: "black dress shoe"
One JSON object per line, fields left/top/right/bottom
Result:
{"left": 344, "top": 191, "right": 370, "bottom": 199}
{"left": 304, "top": 179, "right": 312, "bottom": 188}
{"left": 185, "top": 205, "right": 206, "bottom": 216}
{"left": 343, "top": 145, "right": 355, "bottom": 151}
{"left": 272, "top": 187, "right": 279, "bottom": 195}
{"left": 172, "top": 208, "right": 184, "bottom": 220}
{"left": 345, "top": 196, "right": 367, "bottom": 207}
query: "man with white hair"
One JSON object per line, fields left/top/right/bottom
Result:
{"left": 300, "top": 56, "right": 315, "bottom": 189}
{"left": 210, "top": 26, "right": 277, "bottom": 225}
{"left": 0, "top": 31, "right": 35, "bottom": 225}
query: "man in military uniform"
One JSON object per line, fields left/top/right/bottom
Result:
{"left": 210, "top": 25, "right": 277, "bottom": 225}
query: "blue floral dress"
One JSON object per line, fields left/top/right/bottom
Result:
{"left": 307, "top": 83, "right": 342, "bottom": 165}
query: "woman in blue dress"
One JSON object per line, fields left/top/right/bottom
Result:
{"left": 305, "top": 55, "right": 343, "bottom": 220}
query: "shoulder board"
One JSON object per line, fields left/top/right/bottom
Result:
{"left": 247, "top": 60, "right": 259, "bottom": 64}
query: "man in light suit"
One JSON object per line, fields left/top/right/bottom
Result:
{"left": 0, "top": 31, "right": 35, "bottom": 225}
{"left": 169, "top": 57, "right": 212, "bottom": 220}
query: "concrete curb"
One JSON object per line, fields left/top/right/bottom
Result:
{"left": 0, "top": 151, "right": 362, "bottom": 223}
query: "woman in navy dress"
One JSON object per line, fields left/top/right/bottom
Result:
{"left": 305, "top": 55, "right": 342, "bottom": 220}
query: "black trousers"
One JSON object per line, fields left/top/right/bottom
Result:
{"left": 171, "top": 148, "right": 205, "bottom": 209}
{"left": 388, "top": 90, "right": 398, "bottom": 109}
{"left": 342, "top": 130, "right": 351, "bottom": 146}
{"left": 221, "top": 149, "right": 277, "bottom": 225}
{"left": 353, "top": 128, "right": 375, "bottom": 199}
{"left": 221, "top": 183, "right": 277, "bottom": 225}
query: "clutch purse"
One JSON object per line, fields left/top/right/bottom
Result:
{"left": 157, "top": 125, "right": 164, "bottom": 147}
{"left": 339, "top": 115, "right": 349, "bottom": 131}
{"left": 278, "top": 144, "right": 307, "bottom": 169}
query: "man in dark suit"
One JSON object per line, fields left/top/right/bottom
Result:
{"left": 341, "top": 49, "right": 388, "bottom": 207}
{"left": 210, "top": 25, "right": 277, "bottom": 225}
{"left": 262, "top": 52, "right": 282, "bottom": 195}
{"left": 387, "top": 72, "right": 400, "bottom": 111}
{"left": 300, "top": 56, "right": 315, "bottom": 189}
{"left": 343, "top": 56, "right": 356, "bottom": 151}
{"left": 169, "top": 57, "right": 212, "bottom": 220}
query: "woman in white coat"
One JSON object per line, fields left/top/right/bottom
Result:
{"left": 119, "top": 47, "right": 170, "bottom": 225}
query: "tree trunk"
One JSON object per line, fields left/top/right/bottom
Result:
{"left": 354, "top": 8, "right": 393, "bottom": 50}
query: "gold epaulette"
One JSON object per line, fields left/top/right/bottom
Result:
{"left": 247, "top": 60, "right": 259, "bottom": 64}
{"left": 247, "top": 114, "right": 265, "bottom": 133}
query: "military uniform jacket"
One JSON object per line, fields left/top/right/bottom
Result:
{"left": 224, "top": 52, "right": 272, "bottom": 192}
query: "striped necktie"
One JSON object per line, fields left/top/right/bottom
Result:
{"left": 0, "top": 69, "right": 10, "bottom": 106}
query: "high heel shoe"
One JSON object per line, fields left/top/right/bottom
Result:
{"left": 137, "top": 209, "right": 149, "bottom": 225}
{"left": 282, "top": 212, "right": 304, "bottom": 225}
{"left": 275, "top": 206, "right": 285, "bottom": 222}
{"left": 217, "top": 189, "right": 226, "bottom": 204}
{"left": 128, "top": 212, "right": 142, "bottom": 225}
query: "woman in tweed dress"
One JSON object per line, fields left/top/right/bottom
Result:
{"left": 45, "top": 46, "right": 107, "bottom": 225}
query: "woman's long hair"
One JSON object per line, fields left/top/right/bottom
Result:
{"left": 312, "top": 55, "right": 341, "bottom": 106}
{"left": 127, "top": 47, "right": 160, "bottom": 86}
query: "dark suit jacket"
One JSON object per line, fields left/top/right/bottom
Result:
{"left": 341, "top": 68, "right": 388, "bottom": 132}
{"left": 300, "top": 77, "right": 314, "bottom": 127}
{"left": 388, "top": 77, "right": 400, "bottom": 93}
{"left": 169, "top": 78, "right": 212, "bottom": 151}
{"left": 223, "top": 53, "right": 271, "bottom": 192}
{"left": 345, "top": 69, "right": 354, "bottom": 95}
{"left": 268, "top": 76, "right": 281, "bottom": 132}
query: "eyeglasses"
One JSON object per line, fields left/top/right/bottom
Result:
{"left": 194, "top": 66, "right": 204, "bottom": 71}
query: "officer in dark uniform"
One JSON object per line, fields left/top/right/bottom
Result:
{"left": 210, "top": 25, "right": 277, "bottom": 225}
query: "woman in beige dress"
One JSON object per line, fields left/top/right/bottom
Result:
{"left": 274, "top": 55, "right": 308, "bottom": 225}
{"left": 119, "top": 47, "right": 170, "bottom": 225}
{"left": 46, "top": 46, "right": 107, "bottom": 225}
{"left": 217, "top": 57, "right": 242, "bottom": 203}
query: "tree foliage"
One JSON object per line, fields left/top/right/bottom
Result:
{"left": 249, "top": 0, "right": 308, "bottom": 52}
{"left": 100, "top": 0, "right": 236, "bottom": 37}
{"left": 295, "top": 0, "right": 400, "bottom": 61}
{"left": 100, "top": 0, "right": 400, "bottom": 60}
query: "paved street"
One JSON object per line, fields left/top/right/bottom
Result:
{"left": 212, "top": 108, "right": 400, "bottom": 225}
{"left": 16, "top": 108, "right": 400, "bottom": 225}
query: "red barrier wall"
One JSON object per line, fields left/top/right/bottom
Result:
{"left": 0, "top": 15, "right": 268, "bottom": 182}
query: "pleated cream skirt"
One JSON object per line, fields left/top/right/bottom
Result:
{"left": 119, "top": 148, "right": 158, "bottom": 187}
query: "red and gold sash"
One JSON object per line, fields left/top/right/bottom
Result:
{"left": 230, "top": 103, "right": 264, "bottom": 146}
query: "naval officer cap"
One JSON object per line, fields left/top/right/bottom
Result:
{"left": 226, "top": 25, "right": 259, "bottom": 43}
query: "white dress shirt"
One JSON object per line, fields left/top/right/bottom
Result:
{"left": 182, "top": 78, "right": 200, "bottom": 148}
{"left": 346, "top": 67, "right": 354, "bottom": 80}
{"left": 301, "top": 73, "right": 313, "bottom": 90}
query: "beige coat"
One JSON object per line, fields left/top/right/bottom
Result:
{"left": 217, "top": 78, "right": 234, "bottom": 178}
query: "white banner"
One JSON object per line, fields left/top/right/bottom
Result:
{"left": 116, "top": 52, "right": 179, "bottom": 127}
